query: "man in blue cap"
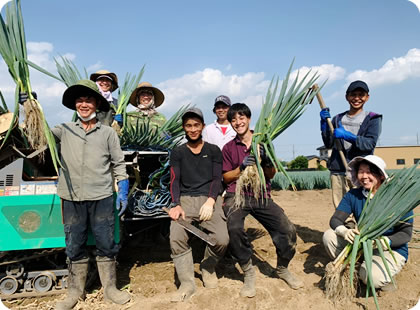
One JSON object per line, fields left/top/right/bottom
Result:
{"left": 320, "top": 80, "right": 382, "bottom": 208}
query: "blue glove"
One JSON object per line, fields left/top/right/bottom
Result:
{"left": 116, "top": 179, "right": 129, "bottom": 216}
{"left": 114, "top": 114, "right": 123, "bottom": 123}
{"left": 320, "top": 108, "right": 331, "bottom": 131}
{"left": 240, "top": 154, "right": 256, "bottom": 171}
{"left": 334, "top": 122, "right": 357, "bottom": 142}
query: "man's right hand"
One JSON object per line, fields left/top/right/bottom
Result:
{"left": 18, "top": 92, "right": 37, "bottom": 105}
{"left": 168, "top": 205, "right": 185, "bottom": 221}
{"left": 320, "top": 108, "right": 331, "bottom": 131}
{"left": 335, "top": 225, "right": 360, "bottom": 244}
{"left": 240, "top": 154, "right": 256, "bottom": 171}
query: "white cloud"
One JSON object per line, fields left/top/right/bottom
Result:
{"left": 290, "top": 64, "right": 346, "bottom": 85}
{"left": 347, "top": 48, "right": 420, "bottom": 87}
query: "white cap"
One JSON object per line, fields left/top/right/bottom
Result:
{"left": 347, "top": 155, "right": 388, "bottom": 187}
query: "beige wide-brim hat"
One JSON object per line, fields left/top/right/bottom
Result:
{"left": 0, "top": 113, "right": 16, "bottom": 135}
{"left": 129, "top": 82, "right": 165, "bottom": 108}
{"left": 347, "top": 155, "right": 388, "bottom": 187}
{"left": 89, "top": 70, "right": 119, "bottom": 92}
{"left": 62, "top": 80, "right": 110, "bottom": 112}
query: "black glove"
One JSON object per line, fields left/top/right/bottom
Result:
{"left": 240, "top": 154, "right": 256, "bottom": 171}
{"left": 19, "top": 92, "right": 37, "bottom": 104}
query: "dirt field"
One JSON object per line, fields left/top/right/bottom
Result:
{"left": 3, "top": 189, "right": 420, "bottom": 310}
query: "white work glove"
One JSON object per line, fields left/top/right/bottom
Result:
{"left": 199, "top": 198, "right": 214, "bottom": 221}
{"left": 376, "top": 236, "right": 391, "bottom": 251}
{"left": 335, "top": 225, "right": 360, "bottom": 244}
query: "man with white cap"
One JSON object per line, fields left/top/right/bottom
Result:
{"left": 53, "top": 80, "right": 130, "bottom": 309}
{"left": 202, "top": 95, "right": 236, "bottom": 150}
{"left": 323, "top": 155, "right": 414, "bottom": 291}
{"left": 168, "top": 107, "right": 229, "bottom": 302}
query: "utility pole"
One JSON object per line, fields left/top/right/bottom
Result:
{"left": 417, "top": 133, "right": 419, "bottom": 145}
{"left": 292, "top": 144, "right": 295, "bottom": 159}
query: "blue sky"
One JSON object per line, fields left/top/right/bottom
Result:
{"left": 1, "top": 0, "right": 419, "bottom": 160}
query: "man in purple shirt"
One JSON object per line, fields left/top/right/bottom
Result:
{"left": 222, "top": 103, "right": 303, "bottom": 298}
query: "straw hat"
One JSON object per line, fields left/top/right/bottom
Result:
{"left": 347, "top": 155, "right": 388, "bottom": 187}
{"left": 0, "top": 113, "right": 16, "bottom": 135}
{"left": 62, "top": 80, "right": 110, "bottom": 112}
{"left": 129, "top": 82, "right": 165, "bottom": 108}
{"left": 89, "top": 70, "right": 119, "bottom": 92}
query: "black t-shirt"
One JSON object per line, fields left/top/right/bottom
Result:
{"left": 170, "top": 142, "right": 222, "bottom": 204}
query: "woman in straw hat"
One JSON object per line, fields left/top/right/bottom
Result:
{"left": 90, "top": 70, "right": 119, "bottom": 126}
{"left": 322, "top": 155, "right": 413, "bottom": 291}
{"left": 126, "top": 81, "right": 166, "bottom": 130}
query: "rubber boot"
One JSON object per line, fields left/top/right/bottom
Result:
{"left": 239, "top": 259, "right": 256, "bottom": 298}
{"left": 275, "top": 265, "right": 303, "bottom": 290}
{"left": 171, "top": 249, "right": 196, "bottom": 302}
{"left": 55, "top": 258, "right": 89, "bottom": 310}
{"left": 96, "top": 257, "right": 130, "bottom": 305}
{"left": 200, "top": 247, "right": 220, "bottom": 289}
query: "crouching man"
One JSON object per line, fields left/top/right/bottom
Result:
{"left": 168, "top": 107, "right": 229, "bottom": 302}
{"left": 51, "top": 80, "right": 130, "bottom": 309}
{"left": 222, "top": 103, "right": 303, "bottom": 298}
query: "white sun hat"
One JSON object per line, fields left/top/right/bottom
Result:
{"left": 347, "top": 155, "right": 388, "bottom": 187}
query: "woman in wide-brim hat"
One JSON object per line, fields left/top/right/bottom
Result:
{"left": 126, "top": 81, "right": 166, "bottom": 130}
{"left": 89, "top": 70, "right": 119, "bottom": 126}
{"left": 322, "top": 155, "right": 413, "bottom": 291}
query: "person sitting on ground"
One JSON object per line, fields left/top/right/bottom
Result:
{"left": 89, "top": 70, "right": 119, "bottom": 126}
{"left": 323, "top": 155, "right": 414, "bottom": 291}
{"left": 222, "top": 103, "right": 303, "bottom": 298}
{"left": 202, "top": 95, "right": 236, "bottom": 150}
{"left": 320, "top": 80, "right": 382, "bottom": 208}
{"left": 168, "top": 107, "right": 229, "bottom": 302}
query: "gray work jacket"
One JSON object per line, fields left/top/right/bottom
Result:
{"left": 52, "top": 119, "right": 127, "bottom": 201}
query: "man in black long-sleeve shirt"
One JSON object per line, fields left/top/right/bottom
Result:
{"left": 168, "top": 107, "right": 229, "bottom": 302}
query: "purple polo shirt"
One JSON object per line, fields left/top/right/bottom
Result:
{"left": 222, "top": 136, "right": 271, "bottom": 196}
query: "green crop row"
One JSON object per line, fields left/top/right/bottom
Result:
{"left": 271, "top": 169, "right": 420, "bottom": 191}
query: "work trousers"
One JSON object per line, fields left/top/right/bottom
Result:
{"left": 323, "top": 228, "right": 406, "bottom": 288}
{"left": 62, "top": 195, "right": 119, "bottom": 261}
{"left": 223, "top": 194, "right": 297, "bottom": 267}
{"left": 330, "top": 173, "right": 353, "bottom": 208}
{"left": 170, "top": 195, "right": 229, "bottom": 257}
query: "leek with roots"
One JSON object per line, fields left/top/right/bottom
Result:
{"left": 234, "top": 60, "right": 321, "bottom": 207}
{"left": 114, "top": 67, "right": 145, "bottom": 131}
{"left": 0, "top": 0, "right": 60, "bottom": 171}
{"left": 324, "top": 164, "right": 420, "bottom": 309}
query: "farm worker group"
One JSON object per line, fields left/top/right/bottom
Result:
{"left": 20, "top": 75, "right": 413, "bottom": 308}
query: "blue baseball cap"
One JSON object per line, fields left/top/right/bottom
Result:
{"left": 346, "top": 80, "right": 369, "bottom": 94}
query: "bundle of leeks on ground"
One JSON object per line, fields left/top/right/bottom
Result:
{"left": 234, "top": 61, "right": 321, "bottom": 207}
{"left": 324, "top": 164, "right": 420, "bottom": 310}
{"left": 0, "top": 0, "right": 60, "bottom": 172}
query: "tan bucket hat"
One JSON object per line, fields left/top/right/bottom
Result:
{"left": 0, "top": 113, "right": 16, "bottom": 135}
{"left": 62, "top": 80, "right": 109, "bottom": 112}
{"left": 129, "top": 82, "right": 165, "bottom": 108}
{"left": 89, "top": 70, "right": 119, "bottom": 92}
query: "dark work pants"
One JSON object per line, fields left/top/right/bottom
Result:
{"left": 223, "top": 193, "right": 297, "bottom": 267}
{"left": 62, "top": 196, "right": 119, "bottom": 261}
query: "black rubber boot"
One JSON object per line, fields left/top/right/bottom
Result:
{"left": 55, "top": 258, "right": 89, "bottom": 310}
{"left": 239, "top": 259, "right": 256, "bottom": 298}
{"left": 171, "top": 249, "right": 196, "bottom": 302}
{"left": 275, "top": 265, "right": 303, "bottom": 289}
{"left": 200, "top": 247, "right": 220, "bottom": 289}
{"left": 96, "top": 257, "right": 130, "bottom": 305}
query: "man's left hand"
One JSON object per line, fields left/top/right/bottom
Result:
{"left": 116, "top": 179, "right": 129, "bottom": 216}
{"left": 199, "top": 198, "right": 215, "bottom": 221}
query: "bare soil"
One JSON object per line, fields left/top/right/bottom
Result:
{"left": 4, "top": 189, "right": 420, "bottom": 310}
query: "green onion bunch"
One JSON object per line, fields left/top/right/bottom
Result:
{"left": 0, "top": 0, "right": 60, "bottom": 172}
{"left": 234, "top": 60, "right": 321, "bottom": 207}
{"left": 325, "top": 164, "right": 420, "bottom": 309}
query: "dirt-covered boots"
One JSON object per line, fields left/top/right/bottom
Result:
{"left": 275, "top": 265, "right": 303, "bottom": 289}
{"left": 171, "top": 249, "right": 196, "bottom": 302}
{"left": 55, "top": 258, "right": 89, "bottom": 310}
{"left": 200, "top": 247, "right": 221, "bottom": 289}
{"left": 239, "top": 259, "right": 256, "bottom": 298}
{"left": 96, "top": 257, "right": 130, "bottom": 305}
